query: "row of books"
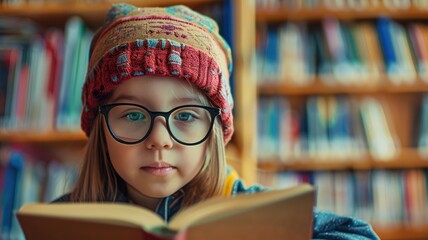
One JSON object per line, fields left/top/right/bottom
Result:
{"left": 0, "top": 147, "right": 78, "bottom": 239}
{"left": 1, "top": 0, "right": 104, "bottom": 6}
{"left": 257, "top": 95, "right": 404, "bottom": 161}
{"left": 256, "top": 17, "right": 428, "bottom": 85}
{"left": 0, "top": 17, "right": 93, "bottom": 132}
{"left": 256, "top": 0, "right": 428, "bottom": 10}
{"left": 258, "top": 169, "right": 428, "bottom": 225}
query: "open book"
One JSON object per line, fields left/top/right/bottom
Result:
{"left": 17, "top": 184, "right": 315, "bottom": 240}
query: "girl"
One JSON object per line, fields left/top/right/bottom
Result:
{"left": 54, "top": 3, "right": 379, "bottom": 239}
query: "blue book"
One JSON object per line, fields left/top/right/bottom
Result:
{"left": 307, "top": 96, "right": 329, "bottom": 156}
{"left": 1, "top": 151, "right": 24, "bottom": 237}
{"left": 327, "top": 96, "right": 352, "bottom": 151}
{"left": 376, "top": 17, "right": 398, "bottom": 76}
{"left": 352, "top": 171, "right": 373, "bottom": 221}
{"left": 313, "top": 28, "right": 332, "bottom": 78}
{"left": 264, "top": 27, "right": 280, "bottom": 81}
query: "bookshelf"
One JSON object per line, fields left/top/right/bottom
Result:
{"left": 258, "top": 77, "right": 428, "bottom": 95}
{"left": 0, "top": 0, "right": 257, "bottom": 177}
{"left": 256, "top": 6, "right": 428, "bottom": 21}
{"left": 259, "top": 148, "right": 428, "bottom": 171}
{"left": 0, "top": 0, "right": 258, "bottom": 238}
{"left": 255, "top": 1, "right": 428, "bottom": 239}
{"left": 0, "top": 131, "right": 86, "bottom": 143}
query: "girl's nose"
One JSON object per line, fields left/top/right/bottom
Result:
{"left": 144, "top": 117, "right": 173, "bottom": 150}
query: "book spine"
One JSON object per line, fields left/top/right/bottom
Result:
{"left": 376, "top": 17, "right": 399, "bottom": 82}
{"left": 1, "top": 151, "right": 24, "bottom": 238}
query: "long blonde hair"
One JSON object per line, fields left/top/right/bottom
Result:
{"left": 70, "top": 106, "right": 227, "bottom": 207}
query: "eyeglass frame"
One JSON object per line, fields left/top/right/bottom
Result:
{"left": 99, "top": 103, "right": 221, "bottom": 146}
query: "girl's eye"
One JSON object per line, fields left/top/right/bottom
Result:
{"left": 126, "top": 112, "right": 146, "bottom": 121}
{"left": 175, "top": 112, "right": 195, "bottom": 121}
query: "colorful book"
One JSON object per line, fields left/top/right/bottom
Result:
{"left": 0, "top": 47, "right": 21, "bottom": 128}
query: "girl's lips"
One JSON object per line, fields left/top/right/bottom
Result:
{"left": 141, "top": 162, "right": 176, "bottom": 176}
{"left": 146, "top": 162, "right": 173, "bottom": 168}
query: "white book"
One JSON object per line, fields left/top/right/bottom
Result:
{"left": 359, "top": 98, "right": 397, "bottom": 161}
{"left": 313, "top": 172, "right": 335, "bottom": 212}
{"left": 26, "top": 36, "right": 50, "bottom": 131}
{"left": 372, "top": 170, "right": 390, "bottom": 224}
{"left": 393, "top": 22, "right": 417, "bottom": 84}
{"left": 280, "top": 22, "right": 311, "bottom": 84}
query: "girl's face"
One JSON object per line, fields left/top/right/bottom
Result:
{"left": 103, "top": 76, "right": 207, "bottom": 203}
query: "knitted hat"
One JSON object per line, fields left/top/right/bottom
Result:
{"left": 81, "top": 3, "right": 234, "bottom": 143}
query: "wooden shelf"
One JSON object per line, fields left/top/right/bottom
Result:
{"left": 258, "top": 77, "right": 428, "bottom": 96}
{"left": 259, "top": 158, "right": 372, "bottom": 171}
{"left": 0, "top": 0, "right": 223, "bottom": 28}
{"left": 0, "top": 0, "right": 221, "bottom": 11}
{"left": 258, "top": 148, "right": 428, "bottom": 171}
{"left": 0, "top": 131, "right": 87, "bottom": 143}
{"left": 256, "top": 6, "right": 428, "bottom": 22}
{"left": 373, "top": 224, "right": 428, "bottom": 240}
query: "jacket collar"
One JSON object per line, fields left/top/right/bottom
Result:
{"left": 155, "top": 189, "right": 185, "bottom": 222}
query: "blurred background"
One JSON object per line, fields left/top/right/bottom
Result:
{"left": 1, "top": 0, "right": 428, "bottom": 239}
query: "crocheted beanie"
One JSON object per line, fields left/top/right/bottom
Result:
{"left": 81, "top": 3, "right": 234, "bottom": 143}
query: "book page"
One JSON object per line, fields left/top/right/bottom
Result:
{"left": 169, "top": 184, "right": 314, "bottom": 231}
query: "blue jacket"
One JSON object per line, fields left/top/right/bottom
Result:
{"left": 54, "top": 168, "right": 380, "bottom": 239}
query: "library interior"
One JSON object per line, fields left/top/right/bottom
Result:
{"left": 1, "top": 0, "right": 428, "bottom": 239}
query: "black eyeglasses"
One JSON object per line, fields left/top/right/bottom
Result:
{"left": 99, "top": 103, "right": 221, "bottom": 145}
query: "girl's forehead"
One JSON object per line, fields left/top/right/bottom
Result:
{"left": 109, "top": 76, "right": 203, "bottom": 106}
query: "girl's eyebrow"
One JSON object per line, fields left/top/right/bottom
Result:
{"left": 109, "top": 94, "right": 141, "bottom": 103}
{"left": 171, "top": 97, "right": 203, "bottom": 104}
{"left": 110, "top": 94, "right": 203, "bottom": 105}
